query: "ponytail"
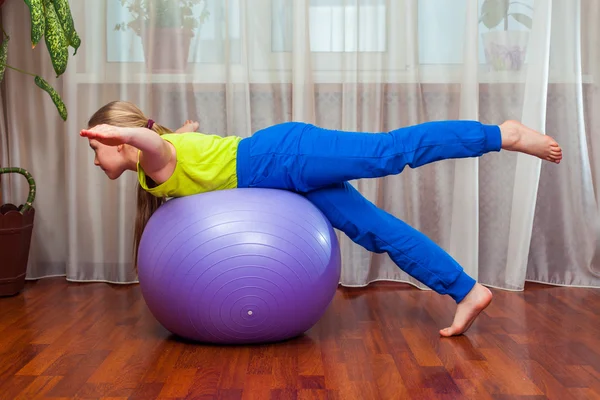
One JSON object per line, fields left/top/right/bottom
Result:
{"left": 132, "top": 123, "right": 173, "bottom": 271}
{"left": 149, "top": 121, "right": 172, "bottom": 136}
{"left": 133, "top": 185, "right": 165, "bottom": 272}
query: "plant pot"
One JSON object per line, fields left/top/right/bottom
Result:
{"left": 0, "top": 168, "right": 36, "bottom": 297}
{"left": 141, "top": 27, "right": 193, "bottom": 73}
{"left": 482, "top": 30, "right": 529, "bottom": 71}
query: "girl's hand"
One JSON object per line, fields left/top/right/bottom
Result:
{"left": 175, "top": 120, "right": 200, "bottom": 133}
{"left": 80, "top": 124, "right": 131, "bottom": 146}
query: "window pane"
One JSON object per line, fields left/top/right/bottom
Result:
{"left": 418, "top": 0, "right": 534, "bottom": 65}
{"left": 271, "top": 0, "right": 387, "bottom": 53}
{"left": 417, "top": 0, "right": 467, "bottom": 64}
{"left": 271, "top": 0, "right": 293, "bottom": 52}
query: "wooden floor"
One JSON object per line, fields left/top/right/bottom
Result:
{"left": 0, "top": 279, "right": 599, "bottom": 400}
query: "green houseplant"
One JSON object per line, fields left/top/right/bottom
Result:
{"left": 0, "top": 0, "right": 80, "bottom": 296}
{"left": 0, "top": 0, "right": 81, "bottom": 120}
{"left": 479, "top": 0, "right": 533, "bottom": 71}
{"left": 115, "top": 0, "right": 210, "bottom": 72}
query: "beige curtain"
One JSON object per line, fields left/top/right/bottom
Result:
{"left": 1, "top": 0, "right": 599, "bottom": 290}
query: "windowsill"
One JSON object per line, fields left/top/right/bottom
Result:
{"left": 73, "top": 69, "right": 594, "bottom": 85}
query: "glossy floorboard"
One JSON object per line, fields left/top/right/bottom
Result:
{"left": 0, "top": 279, "right": 599, "bottom": 399}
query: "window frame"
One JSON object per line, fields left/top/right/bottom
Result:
{"left": 72, "top": 0, "right": 591, "bottom": 85}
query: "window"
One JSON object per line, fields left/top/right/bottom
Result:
{"left": 106, "top": 0, "right": 241, "bottom": 63}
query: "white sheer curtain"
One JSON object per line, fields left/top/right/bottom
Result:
{"left": 1, "top": 0, "right": 598, "bottom": 290}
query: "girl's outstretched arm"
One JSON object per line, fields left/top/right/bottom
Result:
{"left": 81, "top": 124, "right": 176, "bottom": 183}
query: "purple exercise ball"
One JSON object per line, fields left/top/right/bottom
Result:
{"left": 137, "top": 188, "right": 341, "bottom": 344}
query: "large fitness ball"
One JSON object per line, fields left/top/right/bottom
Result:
{"left": 137, "top": 188, "right": 341, "bottom": 344}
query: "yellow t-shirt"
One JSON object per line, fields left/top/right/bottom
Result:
{"left": 137, "top": 132, "right": 242, "bottom": 198}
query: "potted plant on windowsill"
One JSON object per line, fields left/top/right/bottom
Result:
{"left": 0, "top": 0, "right": 80, "bottom": 296}
{"left": 115, "top": 0, "right": 210, "bottom": 73}
{"left": 480, "top": 0, "right": 533, "bottom": 71}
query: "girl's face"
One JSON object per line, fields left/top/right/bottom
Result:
{"left": 88, "top": 139, "right": 128, "bottom": 180}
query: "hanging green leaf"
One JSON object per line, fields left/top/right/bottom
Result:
{"left": 0, "top": 36, "right": 9, "bottom": 83}
{"left": 52, "top": 0, "right": 76, "bottom": 44}
{"left": 510, "top": 13, "right": 533, "bottom": 29}
{"left": 43, "top": 0, "right": 69, "bottom": 77}
{"left": 70, "top": 30, "right": 81, "bottom": 55}
{"left": 24, "top": 0, "right": 45, "bottom": 48}
{"left": 34, "top": 75, "right": 67, "bottom": 121}
{"left": 51, "top": 0, "right": 81, "bottom": 54}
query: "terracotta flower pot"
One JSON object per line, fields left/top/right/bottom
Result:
{"left": 0, "top": 168, "right": 36, "bottom": 297}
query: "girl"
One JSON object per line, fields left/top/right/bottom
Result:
{"left": 81, "top": 100, "right": 562, "bottom": 337}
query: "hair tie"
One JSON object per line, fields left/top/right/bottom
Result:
{"left": 146, "top": 119, "right": 155, "bottom": 129}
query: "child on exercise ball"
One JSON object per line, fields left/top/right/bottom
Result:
{"left": 81, "top": 100, "right": 562, "bottom": 337}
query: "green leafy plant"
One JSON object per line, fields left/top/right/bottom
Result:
{"left": 480, "top": 0, "right": 533, "bottom": 31}
{"left": 114, "top": 0, "right": 210, "bottom": 37}
{"left": 0, "top": 0, "right": 80, "bottom": 121}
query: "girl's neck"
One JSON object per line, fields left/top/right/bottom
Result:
{"left": 124, "top": 145, "right": 140, "bottom": 171}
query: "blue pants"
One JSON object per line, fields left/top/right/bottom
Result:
{"left": 236, "top": 121, "right": 502, "bottom": 303}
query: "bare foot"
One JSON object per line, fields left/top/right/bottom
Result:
{"left": 439, "top": 283, "right": 492, "bottom": 337}
{"left": 500, "top": 120, "right": 563, "bottom": 164}
{"left": 175, "top": 119, "right": 200, "bottom": 133}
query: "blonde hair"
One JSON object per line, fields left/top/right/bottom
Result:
{"left": 87, "top": 100, "right": 173, "bottom": 273}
